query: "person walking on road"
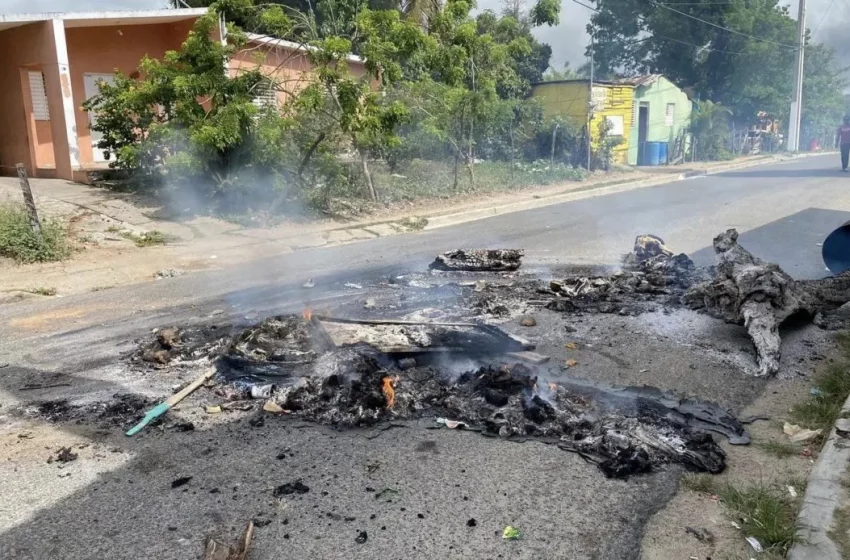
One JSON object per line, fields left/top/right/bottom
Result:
{"left": 837, "top": 116, "right": 850, "bottom": 171}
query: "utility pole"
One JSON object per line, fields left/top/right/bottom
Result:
{"left": 587, "top": 32, "right": 594, "bottom": 171}
{"left": 787, "top": 0, "right": 806, "bottom": 152}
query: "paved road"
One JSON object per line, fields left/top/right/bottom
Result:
{"left": 0, "top": 154, "right": 847, "bottom": 560}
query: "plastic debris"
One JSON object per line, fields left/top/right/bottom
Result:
{"left": 436, "top": 417, "right": 469, "bottom": 430}
{"left": 263, "top": 401, "right": 286, "bottom": 414}
{"left": 502, "top": 526, "right": 521, "bottom": 540}
{"left": 565, "top": 359, "right": 578, "bottom": 368}
{"left": 374, "top": 487, "right": 400, "bottom": 502}
{"left": 518, "top": 315, "right": 537, "bottom": 327}
{"left": 730, "top": 521, "right": 741, "bottom": 530}
{"left": 204, "top": 520, "right": 254, "bottom": 560}
{"left": 810, "top": 387, "right": 823, "bottom": 396}
{"left": 784, "top": 422, "right": 822, "bottom": 443}
{"left": 787, "top": 485, "right": 798, "bottom": 498}
{"left": 745, "top": 536, "right": 763, "bottom": 553}
{"left": 206, "top": 405, "right": 222, "bottom": 414}
{"left": 565, "top": 342, "right": 578, "bottom": 350}
{"left": 302, "top": 278, "right": 315, "bottom": 288}
{"left": 250, "top": 384, "right": 273, "bottom": 399}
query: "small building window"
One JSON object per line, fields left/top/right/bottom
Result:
{"left": 605, "top": 115, "right": 625, "bottom": 136}
{"left": 28, "top": 71, "right": 50, "bottom": 121}
{"left": 252, "top": 80, "right": 278, "bottom": 110}
{"left": 665, "top": 103, "right": 675, "bottom": 127}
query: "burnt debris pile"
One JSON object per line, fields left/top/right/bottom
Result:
{"left": 431, "top": 249, "right": 524, "bottom": 272}
{"left": 273, "top": 351, "right": 730, "bottom": 478}
{"left": 537, "top": 235, "right": 705, "bottom": 316}
{"left": 132, "top": 312, "right": 734, "bottom": 479}
{"left": 684, "top": 229, "right": 850, "bottom": 376}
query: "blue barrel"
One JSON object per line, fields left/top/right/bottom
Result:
{"left": 646, "top": 142, "right": 661, "bottom": 166}
{"left": 658, "top": 142, "right": 669, "bottom": 165}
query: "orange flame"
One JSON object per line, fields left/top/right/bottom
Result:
{"left": 302, "top": 308, "right": 312, "bottom": 321}
{"left": 382, "top": 375, "right": 399, "bottom": 408}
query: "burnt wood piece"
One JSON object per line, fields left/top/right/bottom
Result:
{"left": 684, "top": 229, "right": 850, "bottom": 376}
{"left": 430, "top": 249, "right": 524, "bottom": 272}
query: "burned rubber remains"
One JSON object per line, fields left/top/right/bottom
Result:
{"left": 133, "top": 310, "right": 739, "bottom": 479}
{"left": 129, "top": 229, "right": 850, "bottom": 481}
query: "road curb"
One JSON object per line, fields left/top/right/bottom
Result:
{"left": 788, "top": 393, "right": 850, "bottom": 560}
{"left": 421, "top": 156, "right": 776, "bottom": 231}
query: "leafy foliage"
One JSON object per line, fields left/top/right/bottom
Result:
{"left": 585, "top": 0, "right": 848, "bottom": 136}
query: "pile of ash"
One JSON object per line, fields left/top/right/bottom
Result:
{"left": 22, "top": 393, "right": 155, "bottom": 426}
{"left": 272, "top": 347, "right": 732, "bottom": 479}
{"left": 466, "top": 235, "right": 709, "bottom": 318}
{"left": 217, "top": 315, "right": 323, "bottom": 381}
{"left": 133, "top": 324, "right": 232, "bottom": 366}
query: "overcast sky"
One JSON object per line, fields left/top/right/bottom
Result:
{"left": 2, "top": 0, "right": 848, "bottom": 69}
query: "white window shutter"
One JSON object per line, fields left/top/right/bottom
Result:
{"left": 252, "top": 81, "right": 278, "bottom": 110}
{"left": 29, "top": 71, "right": 50, "bottom": 121}
{"left": 665, "top": 103, "right": 675, "bottom": 127}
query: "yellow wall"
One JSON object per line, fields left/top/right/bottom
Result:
{"left": 589, "top": 84, "right": 633, "bottom": 164}
{"left": 530, "top": 81, "right": 589, "bottom": 125}
{"left": 530, "top": 81, "right": 634, "bottom": 164}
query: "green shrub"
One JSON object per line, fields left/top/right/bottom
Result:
{"left": 0, "top": 203, "right": 71, "bottom": 263}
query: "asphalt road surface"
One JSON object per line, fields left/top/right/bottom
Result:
{"left": 1, "top": 154, "right": 848, "bottom": 560}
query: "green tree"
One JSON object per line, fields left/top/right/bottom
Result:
{"left": 83, "top": 7, "right": 299, "bottom": 212}
{"left": 584, "top": 0, "right": 846, "bottom": 132}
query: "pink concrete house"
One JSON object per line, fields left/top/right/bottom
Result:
{"left": 0, "top": 8, "right": 366, "bottom": 183}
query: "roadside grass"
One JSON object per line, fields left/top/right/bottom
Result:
{"left": 681, "top": 475, "right": 801, "bottom": 555}
{"left": 756, "top": 440, "right": 801, "bottom": 459}
{"left": 370, "top": 159, "right": 587, "bottom": 204}
{"left": 0, "top": 202, "right": 71, "bottom": 263}
{"left": 119, "top": 230, "right": 178, "bottom": 248}
{"left": 28, "top": 287, "right": 56, "bottom": 296}
{"left": 398, "top": 216, "right": 428, "bottom": 231}
{"left": 790, "top": 332, "right": 850, "bottom": 439}
{"left": 719, "top": 482, "right": 800, "bottom": 554}
{"left": 831, "top": 471, "right": 850, "bottom": 557}
{"left": 681, "top": 473, "right": 717, "bottom": 494}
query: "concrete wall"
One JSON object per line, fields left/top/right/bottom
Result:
{"left": 0, "top": 21, "right": 58, "bottom": 176}
{"left": 229, "top": 42, "right": 368, "bottom": 108}
{"left": 530, "top": 81, "right": 589, "bottom": 128}
{"left": 627, "top": 76, "right": 692, "bottom": 166}
{"left": 66, "top": 21, "right": 193, "bottom": 166}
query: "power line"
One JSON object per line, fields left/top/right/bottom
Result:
{"left": 811, "top": 0, "right": 836, "bottom": 36}
{"left": 649, "top": 1, "right": 798, "bottom": 49}
{"left": 570, "top": 0, "right": 760, "bottom": 55}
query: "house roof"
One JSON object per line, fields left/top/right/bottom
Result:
{"left": 0, "top": 8, "right": 207, "bottom": 32}
{"left": 614, "top": 74, "right": 664, "bottom": 87}
{"left": 245, "top": 33, "right": 364, "bottom": 64}
{"left": 531, "top": 79, "right": 634, "bottom": 87}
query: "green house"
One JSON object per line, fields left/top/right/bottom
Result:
{"left": 619, "top": 75, "right": 693, "bottom": 165}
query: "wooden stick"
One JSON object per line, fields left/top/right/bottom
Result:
{"left": 126, "top": 368, "right": 216, "bottom": 436}
{"left": 314, "top": 315, "right": 477, "bottom": 327}
{"left": 16, "top": 163, "right": 42, "bottom": 237}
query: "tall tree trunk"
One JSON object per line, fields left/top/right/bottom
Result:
{"left": 359, "top": 148, "right": 378, "bottom": 202}
{"left": 466, "top": 110, "right": 475, "bottom": 188}
{"left": 298, "top": 132, "right": 326, "bottom": 178}
{"left": 453, "top": 151, "right": 460, "bottom": 190}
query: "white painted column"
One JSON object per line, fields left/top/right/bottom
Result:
{"left": 50, "top": 19, "right": 81, "bottom": 173}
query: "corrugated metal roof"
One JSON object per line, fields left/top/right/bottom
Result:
{"left": 613, "top": 74, "right": 664, "bottom": 87}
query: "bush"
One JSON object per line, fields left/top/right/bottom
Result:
{"left": 0, "top": 203, "right": 71, "bottom": 263}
